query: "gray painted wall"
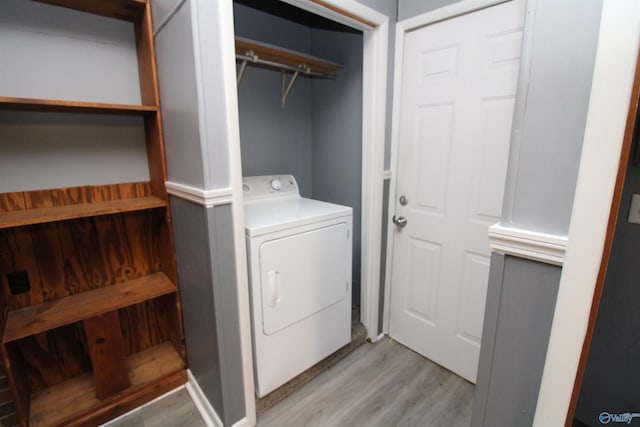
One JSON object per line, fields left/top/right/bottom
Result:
{"left": 575, "top": 156, "right": 640, "bottom": 425}
{"left": 0, "top": 0, "right": 148, "bottom": 192}
{"left": 398, "top": 0, "right": 462, "bottom": 20}
{"left": 153, "top": 1, "right": 246, "bottom": 425}
{"left": 234, "top": 3, "right": 314, "bottom": 197}
{"left": 472, "top": 1, "right": 603, "bottom": 426}
{"left": 153, "top": 0, "right": 206, "bottom": 190}
{"left": 500, "top": 0, "right": 602, "bottom": 236}
{"left": 310, "top": 29, "right": 363, "bottom": 304}
{"left": 0, "top": 0, "right": 140, "bottom": 103}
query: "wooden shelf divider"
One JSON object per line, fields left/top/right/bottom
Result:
{"left": 3, "top": 273, "right": 177, "bottom": 343}
{"left": 0, "top": 97, "right": 157, "bottom": 115}
{"left": 0, "top": 196, "right": 167, "bottom": 229}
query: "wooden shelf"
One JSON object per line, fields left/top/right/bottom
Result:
{"left": 235, "top": 37, "right": 341, "bottom": 75}
{"left": 34, "top": 0, "right": 146, "bottom": 22}
{"left": 0, "top": 97, "right": 157, "bottom": 115}
{"left": 3, "top": 273, "right": 177, "bottom": 343}
{"left": 0, "top": 196, "right": 167, "bottom": 229}
{"left": 2, "top": 1, "right": 186, "bottom": 425}
{"left": 29, "top": 342, "right": 185, "bottom": 427}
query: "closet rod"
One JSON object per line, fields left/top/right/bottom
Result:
{"left": 235, "top": 53, "right": 335, "bottom": 79}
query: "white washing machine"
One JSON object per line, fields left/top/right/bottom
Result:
{"left": 243, "top": 174, "right": 352, "bottom": 397}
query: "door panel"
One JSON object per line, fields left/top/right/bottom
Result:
{"left": 259, "top": 223, "right": 349, "bottom": 335}
{"left": 389, "top": 0, "right": 524, "bottom": 382}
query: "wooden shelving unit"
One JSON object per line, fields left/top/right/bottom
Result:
{"left": 0, "top": 1, "right": 186, "bottom": 425}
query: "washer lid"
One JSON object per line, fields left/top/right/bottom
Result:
{"left": 244, "top": 197, "right": 352, "bottom": 237}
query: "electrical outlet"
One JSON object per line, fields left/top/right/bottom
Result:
{"left": 628, "top": 194, "right": 640, "bottom": 224}
{"left": 7, "top": 270, "right": 30, "bottom": 295}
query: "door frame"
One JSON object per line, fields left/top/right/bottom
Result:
{"left": 532, "top": 2, "right": 640, "bottom": 425}
{"left": 383, "top": 0, "right": 514, "bottom": 335}
{"left": 224, "top": 1, "right": 389, "bottom": 425}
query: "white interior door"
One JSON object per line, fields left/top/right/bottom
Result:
{"left": 389, "top": 0, "right": 524, "bottom": 383}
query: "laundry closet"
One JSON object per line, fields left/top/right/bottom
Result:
{"left": 233, "top": 0, "right": 364, "bottom": 309}
{"left": 233, "top": 0, "right": 365, "bottom": 401}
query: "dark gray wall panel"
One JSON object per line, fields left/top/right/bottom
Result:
{"left": 310, "top": 28, "right": 363, "bottom": 304}
{"left": 501, "top": 0, "right": 602, "bottom": 236}
{"left": 471, "top": 253, "right": 504, "bottom": 427}
{"left": 472, "top": 256, "right": 561, "bottom": 427}
{"left": 378, "top": 178, "right": 390, "bottom": 334}
{"left": 575, "top": 158, "right": 640, "bottom": 425}
{"left": 170, "top": 197, "right": 225, "bottom": 419}
{"left": 207, "top": 205, "right": 246, "bottom": 426}
{"left": 234, "top": 3, "right": 313, "bottom": 196}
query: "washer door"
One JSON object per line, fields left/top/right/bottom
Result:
{"left": 259, "top": 222, "right": 350, "bottom": 335}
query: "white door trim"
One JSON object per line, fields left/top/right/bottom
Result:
{"left": 280, "top": 0, "right": 388, "bottom": 344}
{"left": 533, "top": 2, "right": 640, "bottom": 425}
{"left": 384, "top": 0, "right": 516, "bottom": 335}
{"left": 224, "top": 1, "right": 389, "bottom": 425}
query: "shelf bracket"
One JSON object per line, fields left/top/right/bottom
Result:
{"left": 281, "top": 64, "right": 310, "bottom": 108}
{"left": 237, "top": 50, "right": 257, "bottom": 86}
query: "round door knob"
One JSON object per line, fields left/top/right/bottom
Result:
{"left": 393, "top": 215, "right": 408, "bottom": 228}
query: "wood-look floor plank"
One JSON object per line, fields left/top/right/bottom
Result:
{"left": 102, "top": 387, "right": 206, "bottom": 427}
{"left": 106, "top": 337, "right": 474, "bottom": 427}
{"left": 258, "top": 340, "right": 404, "bottom": 426}
{"left": 258, "top": 337, "right": 474, "bottom": 427}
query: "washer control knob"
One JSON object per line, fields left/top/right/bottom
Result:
{"left": 270, "top": 179, "right": 282, "bottom": 191}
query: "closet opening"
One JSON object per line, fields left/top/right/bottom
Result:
{"left": 233, "top": 0, "right": 366, "bottom": 414}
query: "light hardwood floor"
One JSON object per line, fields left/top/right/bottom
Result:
{"left": 103, "top": 388, "right": 207, "bottom": 427}
{"left": 105, "top": 337, "right": 473, "bottom": 427}
{"left": 258, "top": 337, "right": 474, "bottom": 427}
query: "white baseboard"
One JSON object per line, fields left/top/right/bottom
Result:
{"left": 186, "top": 370, "right": 224, "bottom": 427}
{"left": 232, "top": 416, "right": 254, "bottom": 427}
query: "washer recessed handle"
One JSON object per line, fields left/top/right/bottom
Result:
{"left": 267, "top": 270, "right": 281, "bottom": 307}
